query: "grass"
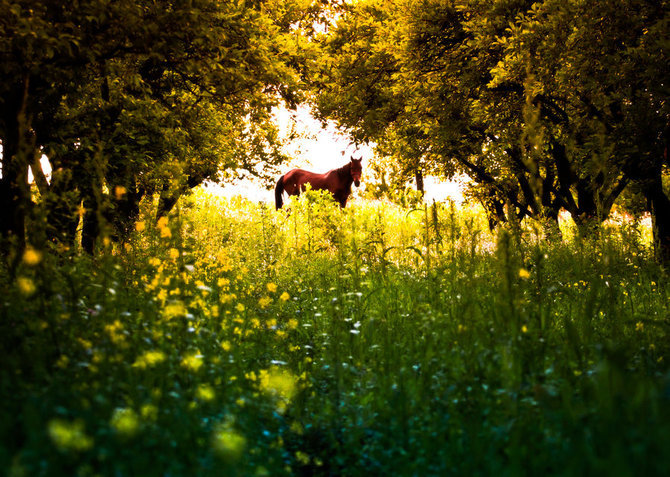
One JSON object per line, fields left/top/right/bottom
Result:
{"left": 1, "top": 188, "right": 669, "bottom": 476}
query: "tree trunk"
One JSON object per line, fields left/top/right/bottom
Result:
{"left": 415, "top": 169, "right": 424, "bottom": 195}
{"left": 644, "top": 171, "right": 670, "bottom": 264}
{"left": 0, "top": 79, "right": 33, "bottom": 262}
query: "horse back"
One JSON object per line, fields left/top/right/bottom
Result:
{"left": 283, "top": 169, "right": 332, "bottom": 194}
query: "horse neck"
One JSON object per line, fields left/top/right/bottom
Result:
{"left": 335, "top": 163, "right": 353, "bottom": 185}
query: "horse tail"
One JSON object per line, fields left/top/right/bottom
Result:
{"left": 275, "top": 175, "right": 285, "bottom": 210}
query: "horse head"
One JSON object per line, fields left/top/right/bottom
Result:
{"left": 350, "top": 156, "right": 362, "bottom": 187}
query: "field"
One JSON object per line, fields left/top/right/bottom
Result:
{"left": 2, "top": 189, "right": 669, "bottom": 476}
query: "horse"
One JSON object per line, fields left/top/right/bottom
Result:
{"left": 275, "top": 156, "right": 363, "bottom": 210}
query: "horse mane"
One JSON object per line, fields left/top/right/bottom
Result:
{"left": 335, "top": 161, "right": 353, "bottom": 180}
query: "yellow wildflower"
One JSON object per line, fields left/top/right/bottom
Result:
{"left": 635, "top": 321, "right": 644, "bottom": 332}
{"left": 135, "top": 221, "right": 146, "bottom": 232}
{"left": 114, "top": 185, "right": 127, "bottom": 200}
{"left": 110, "top": 407, "right": 140, "bottom": 437}
{"left": 518, "top": 268, "right": 531, "bottom": 279}
{"left": 181, "top": 352, "right": 204, "bottom": 372}
{"left": 258, "top": 296, "right": 272, "bottom": 309}
{"left": 140, "top": 404, "right": 158, "bottom": 421}
{"left": 23, "top": 247, "right": 42, "bottom": 266}
{"left": 17, "top": 276, "right": 36, "bottom": 296}
{"left": 169, "top": 248, "right": 180, "bottom": 260}
{"left": 132, "top": 350, "right": 166, "bottom": 369}
{"left": 211, "top": 424, "right": 246, "bottom": 462}
{"left": 280, "top": 292, "right": 290, "bottom": 302}
{"left": 196, "top": 384, "right": 216, "bottom": 402}
{"left": 48, "top": 419, "right": 94, "bottom": 452}
{"left": 266, "top": 283, "right": 277, "bottom": 293}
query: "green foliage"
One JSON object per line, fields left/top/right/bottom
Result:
{"left": 2, "top": 191, "right": 669, "bottom": 475}
{"left": 0, "top": 0, "right": 323, "bottom": 255}
{"left": 311, "top": 0, "right": 670, "bottom": 256}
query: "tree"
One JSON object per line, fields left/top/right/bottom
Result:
{"left": 311, "top": 0, "right": 670, "bottom": 256}
{"left": 1, "top": 0, "right": 318, "bottom": 258}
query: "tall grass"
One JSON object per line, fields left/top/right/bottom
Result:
{"left": 1, "top": 188, "right": 668, "bottom": 476}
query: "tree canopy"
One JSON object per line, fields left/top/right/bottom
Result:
{"left": 311, "top": 0, "right": 669, "bottom": 257}
{"left": 0, "top": 0, "right": 324, "bottom": 258}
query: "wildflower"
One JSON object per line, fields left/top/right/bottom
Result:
{"left": 17, "top": 276, "right": 36, "bottom": 296}
{"left": 521, "top": 325, "right": 528, "bottom": 333}
{"left": 296, "top": 451, "right": 310, "bottom": 465}
{"left": 221, "top": 341, "right": 232, "bottom": 352}
{"left": 267, "top": 282, "right": 277, "bottom": 293}
{"left": 235, "top": 303, "right": 245, "bottom": 313}
{"left": 105, "top": 320, "right": 126, "bottom": 345}
{"left": 48, "top": 419, "right": 94, "bottom": 452}
{"left": 211, "top": 423, "right": 246, "bottom": 462}
{"left": 258, "top": 296, "right": 272, "bottom": 309}
{"left": 287, "top": 319, "right": 298, "bottom": 330}
{"left": 181, "top": 351, "right": 204, "bottom": 372}
{"left": 135, "top": 221, "right": 146, "bottom": 232}
{"left": 635, "top": 321, "right": 644, "bottom": 332}
{"left": 196, "top": 384, "right": 216, "bottom": 402}
{"left": 140, "top": 404, "right": 158, "bottom": 421}
{"left": 132, "top": 350, "right": 166, "bottom": 369}
{"left": 280, "top": 292, "right": 290, "bottom": 302}
{"left": 156, "top": 216, "right": 169, "bottom": 229}
{"left": 169, "top": 248, "right": 180, "bottom": 260}
{"left": 162, "top": 301, "right": 187, "bottom": 320}
{"left": 114, "top": 185, "right": 127, "bottom": 200}
{"left": 22, "top": 247, "right": 42, "bottom": 266}
{"left": 110, "top": 407, "right": 140, "bottom": 438}
{"left": 257, "top": 366, "right": 300, "bottom": 413}
{"left": 518, "top": 268, "right": 531, "bottom": 279}
{"left": 56, "top": 355, "right": 69, "bottom": 369}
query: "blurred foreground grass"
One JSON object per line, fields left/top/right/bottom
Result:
{"left": 2, "top": 189, "right": 669, "bottom": 476}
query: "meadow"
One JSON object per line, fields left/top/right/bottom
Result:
{"left": 2, "top": 189, "right": 669, "bottom": 476}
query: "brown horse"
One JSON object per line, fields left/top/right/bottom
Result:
{"left": 275, "top": 157, "right": 363, "bottom": 209}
